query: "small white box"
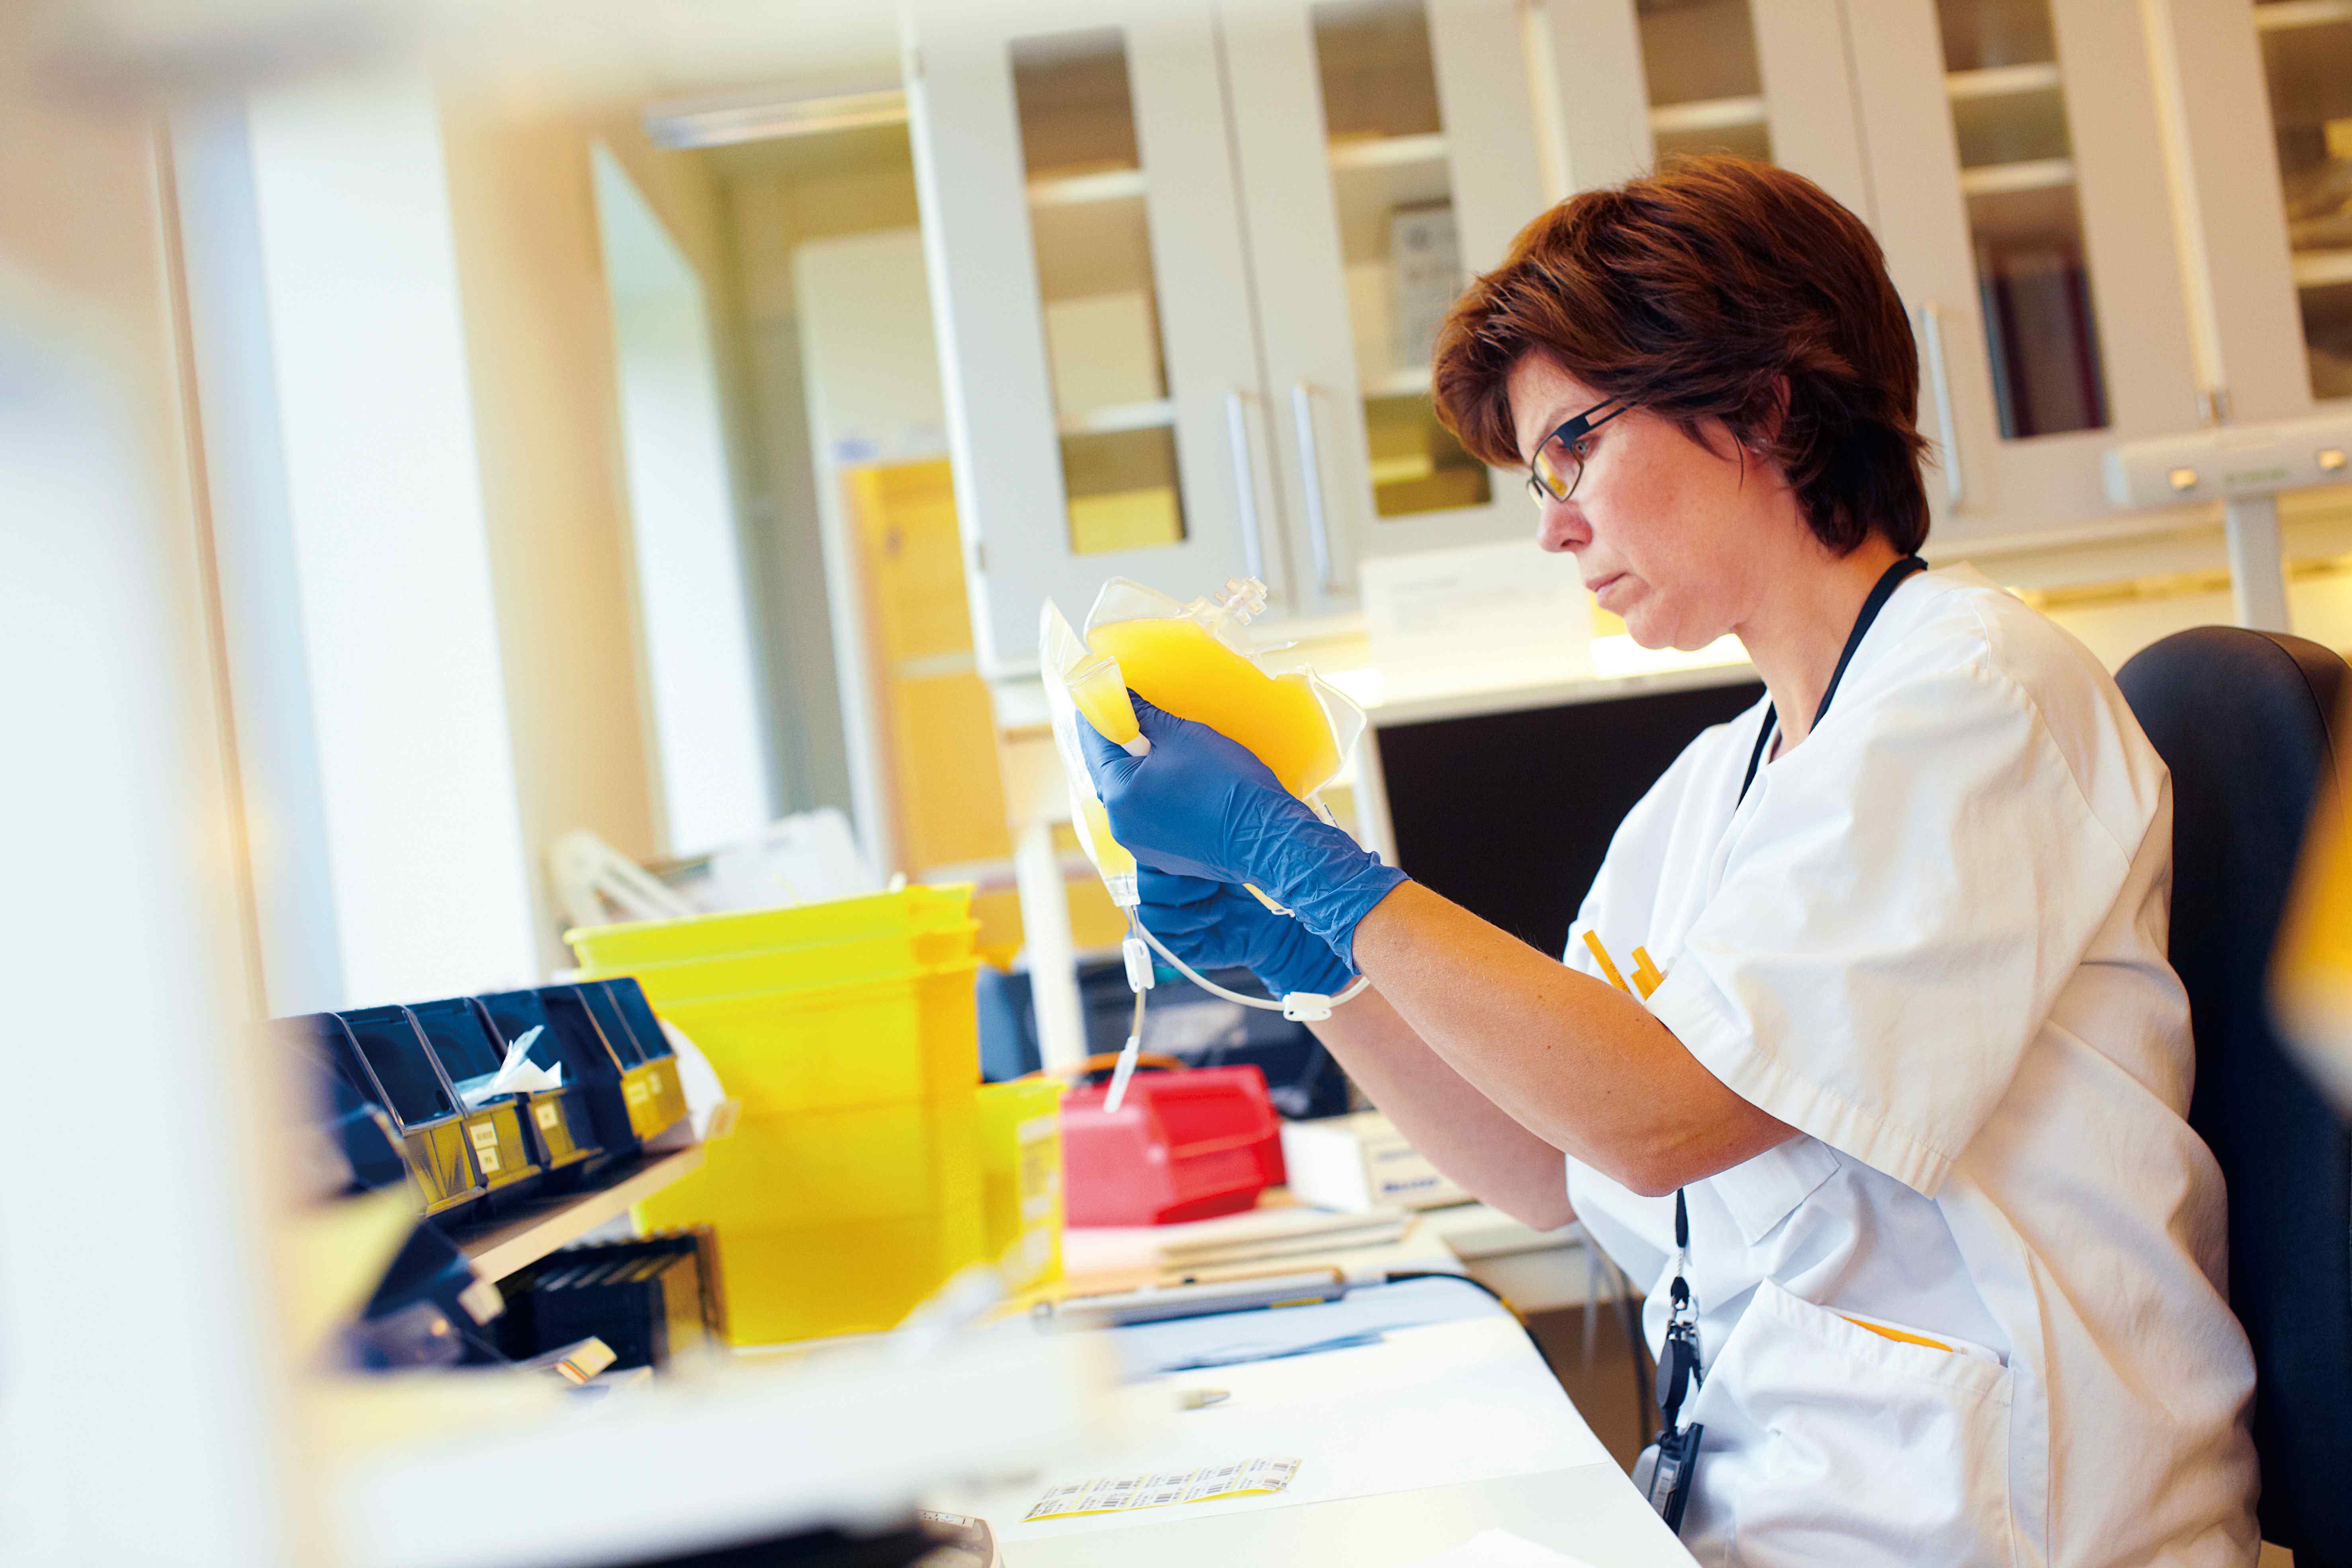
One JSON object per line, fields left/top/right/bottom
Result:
{"left": 1280, "top": 1111, "right": 1468, "bottom": 1213}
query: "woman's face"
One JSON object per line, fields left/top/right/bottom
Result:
{"left": 1507, "top": 354, "right": 1786, "bottom": 652}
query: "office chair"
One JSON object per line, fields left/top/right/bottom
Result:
{"left": 2117, "top": 626, "right": 2352, "bottom": 1568}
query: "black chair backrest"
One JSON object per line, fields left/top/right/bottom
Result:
{"left": 2116, "top": 626, "right": 2352, "bottom": 1566}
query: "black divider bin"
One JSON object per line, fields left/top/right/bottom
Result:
{"left": 481, "top": 985, "right": 647, "bottom": 1169}
{"left": 280, "top": 1012, "right": 485, "bottom": 1218}
{"left": 499, "top": 1233, "right": 712, "bottom": 1371}
{"left": 409, "top": 996, "right": 602, "bottom": 1194}
{"left": 595, "top": 977, "right": 693, "bottom": 1139}
{"left": 340, "top": 1004, "right": 544, "bottom": 1215}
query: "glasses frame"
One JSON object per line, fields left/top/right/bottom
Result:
{"left": 1526, "top": 399, "right": 1628, "bottom": 505}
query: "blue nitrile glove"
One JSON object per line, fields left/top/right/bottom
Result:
{"left": 1137, "top": 866, "right": 1354, "bottom": 999}
{"left": 1082, "top": 693, "right": 1408, "bottom": 966}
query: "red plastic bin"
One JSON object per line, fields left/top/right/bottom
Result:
{"left": 1060, "top": 1065, "right": 1287, "bottom": 1227}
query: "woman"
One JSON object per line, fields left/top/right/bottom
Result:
{"left": 1083, "top": 158, "right": 2259, "bottom": 1566}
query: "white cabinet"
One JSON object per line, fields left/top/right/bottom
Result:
{"left": 1534, "top": 0, "right": 1869, "bottom": 217}
{"left": 2149, "top": 0, "right": 2352, "bottom": 427}
{"left": 1844, "top": 0, "right": 2206, "bottom": 545}
{"left": 908, "top": 0, "right": 1288, "bottom": 675}
{"left": 1223, "top": 0, "right": 1548, "bottom": 614}
{"left": 908, "top": 0, "right": 1551, "bottom": 671}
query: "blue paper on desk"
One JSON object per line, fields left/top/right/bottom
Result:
{"left": 1117, "top": 1277, "right": 1507, "bottom": 1380}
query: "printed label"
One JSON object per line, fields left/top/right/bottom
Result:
{"left": 476, "top": 1147, "right": 500, "bottom": 1174}
{"left": 1017, "top": 1116, "right": 1061, "bottom": 1222}
{"left": 468, "top": 1121, "right": 498, "bottom": 1149}
{"left": 1024, "top": 1458, "right": 1299, "bottom": 1522}
{"left": 625, "top": 1080, "right": 648, "bottom": 1106}
{"left": 536, "top": 1103, "right": 560, "bottom": 1130}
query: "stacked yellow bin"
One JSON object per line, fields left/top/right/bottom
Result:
{"left": 569, "top": 887, "right": 1035, "bottom": 1344}
{"left": 975, "top": 1077, "right": 1066, "bottom": 1293}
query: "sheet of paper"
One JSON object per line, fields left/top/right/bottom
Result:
{"left": 1400, "top": 1528, "right": 1603, "bottom": 1568}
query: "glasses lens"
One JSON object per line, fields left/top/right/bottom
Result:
{"left": 1531, "top": 433, "right": 1578, "bottom": 503}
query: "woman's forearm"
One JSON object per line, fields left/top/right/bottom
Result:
{"left": 1349, "top": 882, "right": 1792, "bottom": 1195}
{"left": 1309, "top": 988, "right": 1577, "bottom": 1230}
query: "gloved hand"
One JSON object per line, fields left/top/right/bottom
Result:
{"left": 1082, "top": 693, "right": 1407, "bottom": 965}
{"left": 1135, "top": 867, "right": 1354, "bottom": 999}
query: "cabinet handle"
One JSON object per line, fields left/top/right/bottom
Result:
{"left": 1291, "top": 382, "right": 1340, "bottom": 597}
{"left": 1918, "top": 302, "right": 1964, "bottom": 508}
{"left": 1224, "top": 389, "right": 1267, "bottom": 583}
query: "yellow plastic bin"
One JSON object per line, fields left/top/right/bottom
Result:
{"left": 566, "top": 885, "right": 976, "bottom": 973}
{"left": 641, "top": 961, "right": 983, "bottom": 1116}
{"left": 574, "top": 928, "right": 977, "bottom": 1008}
{"left": 636, "top": 1092, "right": 986, "bottom": 1344}
{"left": 640, "top": 1100, "right": 971, "bottom": 1228}
{"left": 977, "top": 1078, "right": 1066, "bottom": 1293}
{"left": 702, "top": 1212, "right": 985, "bottom": 1345}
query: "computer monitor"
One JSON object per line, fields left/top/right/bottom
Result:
{"left": 1369, "top": 671, "right": 1765, "bottom": 962}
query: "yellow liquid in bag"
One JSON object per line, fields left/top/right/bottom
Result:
{"left": 1076, "top": 792, "right": 1137, "bottom": 880}
{"left": 1087, "top": 617, "right": 1340, "bottom": 800}
{"left": 1068, "top": 660, "right": 1142, "bottom": 749}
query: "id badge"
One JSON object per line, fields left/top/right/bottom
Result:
{"left": 1644, "top": 1421, "right": 1703, "bottom": 1535}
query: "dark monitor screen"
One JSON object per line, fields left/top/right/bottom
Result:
{"left": 1374, "top": 675, "right": 1765, "bottom": 962}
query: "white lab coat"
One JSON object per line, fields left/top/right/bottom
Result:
{"left": 1565, "top": 566, "right": 2259, "bottom": 1567}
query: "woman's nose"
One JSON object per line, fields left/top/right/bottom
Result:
{"left": 1535, "top": 496, "right": 1587, "bottom": 554}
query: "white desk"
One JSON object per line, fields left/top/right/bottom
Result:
{"left": 935, "top": 1277, "right": 1692, "bottom": 1567}
{"left": 1058, "top": 1192, "right": 1628, "bottom": 1317}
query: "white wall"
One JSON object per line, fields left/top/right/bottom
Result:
{"left": 795, "top": 226, "right": 950, "bottom": 875}
{"left": 233, "top": 67, "right": 543, "bottom": 1003}
{"left": 593, "top": 141, "right": 776, "bottom": 857}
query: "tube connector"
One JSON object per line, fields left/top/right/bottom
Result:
{"left": 1122, "top": 934, "right": 1156, "bottom": 993}
{"left": 1216, "top": 577, "right": 1269, "bottom": 624}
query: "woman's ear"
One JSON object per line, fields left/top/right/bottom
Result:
{"left": 1751, "top": 374, "right": 1792, "bottom": 452}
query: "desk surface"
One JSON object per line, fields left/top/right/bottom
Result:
{"left": 935, "top": 1278, "right": 1692, "bottom": 1567}
{"left": 1057, "top": 1192, "right": 1619, "bottom": 1316}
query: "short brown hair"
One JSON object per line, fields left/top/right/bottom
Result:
{"left": 1432, "top": 156, "right": 1930, "bottom": 556}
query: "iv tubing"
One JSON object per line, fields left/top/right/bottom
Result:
{"left": 1133, "top": 922, "right": 1372, "bottom": 1019}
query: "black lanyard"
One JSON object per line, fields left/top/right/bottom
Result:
{"left": 1646, "top": 553, "right": 1925, "bottom": 1535}
{"left": 1737, "top": 554, "right": 1927, "bottom": 804}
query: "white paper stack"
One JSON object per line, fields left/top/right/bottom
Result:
{"left": 1280, "top": 1112, "right": 1468, "bottom": 1213}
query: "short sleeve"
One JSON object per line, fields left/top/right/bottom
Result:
{"left": 1644, "top": 657, "right": 2141, "bottom": 1196}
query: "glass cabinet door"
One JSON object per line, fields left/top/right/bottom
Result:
{"left": 1012, "top": 31, "right": 1185, "bottom": 558}
{"left": 2254, "top": 0, "right": 2352, "bottom": 405}
{"left": 1846, "top": 0, "right": 2203, "bottom": 539}
{"left": 1934, "top": 0, "right": 2107, "bottom": 440}
{"left": 908, "top": 1, "right": 1282, "bottom": 674}
{"left": 1536, "top": 0, "right": 1869, "bottom": 215}
{"left": 1224, "top": 0, "right": 1547, "bottom": 611}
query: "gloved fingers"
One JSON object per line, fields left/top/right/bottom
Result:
{"left": 1131, "top": 842, "right": 1231, "bottom": 883}
{"left": 1077, "top": 713, "right": 1142, "bottom": 795}
{"left": 1137, "top": 897, "right": 1220, "bottom": 942}
{"left": 1142, "top": 917, "right": 1229, "bottom": 971}
{"left": 1125, "top": 690, "right": 1183, "bottom": 743}
{"left": 1136, "top": 865, "right": 1229, "bottom": 910}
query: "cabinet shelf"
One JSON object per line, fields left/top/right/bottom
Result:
{"left": 1647, "top": 96, "right": 1766, "bottom": 135}
{"left": 1328, "top": 131, "right": 1449, "bottom": 172}
{"left": 1059, "top": 397, "right": 1175, "bottom": 437}
{"left": 2295, "top": 248, "right": 2352, "bottom": 289}
{"left": 1027, "top": 167, "right": 1146, "bottom": 208}
{"left": 453, "top": 1144, "right": 704, "bottom": 1282}
{"left": 1959, "top": 157, "right": 2076, "bottom": 197}
{"left": 1945, "top": 62, "right": 2062, "bottom": 101}
{"left": 2256, "top": 0, "right": 2352, "bottom": 33}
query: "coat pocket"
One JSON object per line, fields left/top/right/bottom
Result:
{"left": 1679, "top": 1278, "right": 2015, "bottom": 1568}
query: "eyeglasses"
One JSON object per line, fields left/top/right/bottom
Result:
{"left": 1526, "top": 399, "right": 1628, "bottom": 506}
